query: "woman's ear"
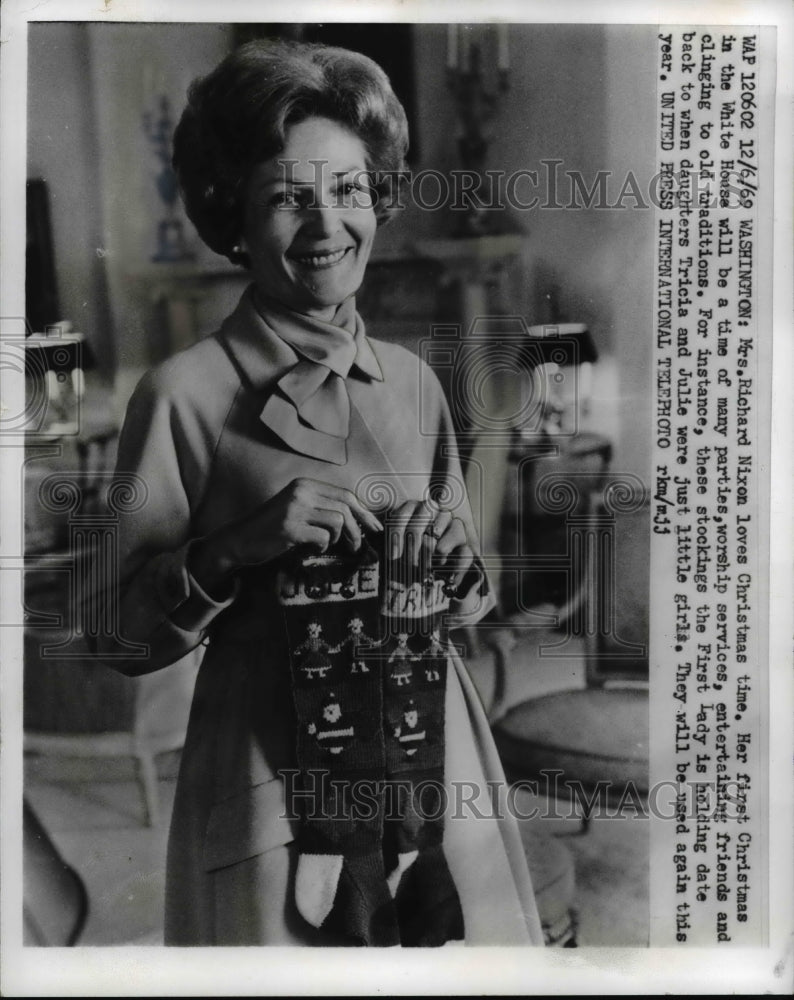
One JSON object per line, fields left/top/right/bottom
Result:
{"left": 229, "top": 235, "right": 251, "bottom": 269}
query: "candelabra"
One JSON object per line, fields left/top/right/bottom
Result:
{"left": 446, "top": 24, "right": 510, "bottom": 236}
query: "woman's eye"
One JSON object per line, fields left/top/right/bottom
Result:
{"left": 337, "top": 182, "right": 374, "bottom": 206}
{"left": 268, "top": 191, "right": 302, "bottom": 209}
{"left": 268, "top": 192, "right": 300, "bottom": 208}
{"left": 264, "top": 183, "right": 374, "bottom": 210}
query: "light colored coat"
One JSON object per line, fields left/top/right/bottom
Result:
{"left": 108, "top": 287, "right": 543, "bottom": 946}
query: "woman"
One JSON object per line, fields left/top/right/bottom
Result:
{"left": 108, "top": 39, "right": 542, "bottom": 947}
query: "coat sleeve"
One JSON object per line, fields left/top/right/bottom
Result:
{"left": 427, "top": 369, "right": 497, "bottom": 629}
{"left": 95, "top": 367, "right": 238, "bottom": 676}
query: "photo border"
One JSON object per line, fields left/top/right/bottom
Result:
{"left": 1, "top": 0, "right": 791, "bottom": 994}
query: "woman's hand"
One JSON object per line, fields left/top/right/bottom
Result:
{"left": 386, "top": 498, "right": 474, "bottom": 593}
{"left": 188, "top": 478, "right": 382, "bottom": 598}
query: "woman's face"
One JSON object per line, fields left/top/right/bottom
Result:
{"left": 242, "top": 116, "right": 377, "bottom": 320}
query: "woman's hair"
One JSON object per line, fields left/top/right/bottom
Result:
{"left": 173, "top": 39, "right": 409, "bottom": 266}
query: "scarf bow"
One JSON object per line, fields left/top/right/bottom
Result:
{"left": 257, "top": 294, "right": 383, "bottom": 465}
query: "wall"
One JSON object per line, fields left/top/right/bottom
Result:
{"left": 87, "top": 23, "right": 235, "bottom": 414}
{"left": 28, "top": 24, "right": 114, "bottom": 375}
{"left": 28, "top": 22, "right": 234, "bottom": 409}
{"left": 603, "top": 27, "right": 656, "bottom": 482}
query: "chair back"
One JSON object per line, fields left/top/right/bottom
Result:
{"left": 24, "top": 799, "right": 88, "bottom": 946}
{"left": 584, "top": 499, "right": 650, "bottom": 688}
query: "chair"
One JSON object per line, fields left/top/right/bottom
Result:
{"left": 23, "top": 567, "right": 200, "bottom": 827}
{"left": 489, "top": 495, "right": 650, "bottom": 829}
{"left": 462, "top": 435, "right": 649, "bottom": 944}
{"left": 23, "top": 798, "right": 88, "bottom": 945}
{"left": 462, "top": 627, "right": 580, "bottom": 947}
{"left": 24, "top": 436, "right": 199, "bottom": 827}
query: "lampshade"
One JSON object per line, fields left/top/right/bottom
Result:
{"left": 522, "top": 322, "right": 598, "bottom": 367}
{"left": 25, "top": 329, "right": 95, "bottom": 376}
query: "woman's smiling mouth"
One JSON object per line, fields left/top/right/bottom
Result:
{"left": 289, "top": 247, "right": 352, "bottom": 269}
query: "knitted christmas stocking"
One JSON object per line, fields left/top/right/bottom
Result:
{"left": 380, "top": 556, "right": 465, "bottom": 946}
{"left": 277, "top": 540, "right": 399, "bottom": 946}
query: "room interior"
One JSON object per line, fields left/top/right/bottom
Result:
{"left": 22, "top": 20, "right": 655, "bottom": 948}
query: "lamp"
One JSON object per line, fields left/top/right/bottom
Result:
{"left": 25, "top": 176, "right": 97, "bottom": 435}
{"left": 480, "top": 315, "right": 648, "bottom": 835}
{"left": 519, "top": 323, "right": 599, "bottom": 439}
{"left": 499, "top": 320, "right": 608, "bottom": 617}
{"left": 25, "top": 325, "right": 95, "bottom": 436}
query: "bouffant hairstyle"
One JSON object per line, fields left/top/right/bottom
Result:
{"left": 172, "top": 39, "right": 409, "bottom": 267}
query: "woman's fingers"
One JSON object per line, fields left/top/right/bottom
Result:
{"left": 386, "top": 500, "right": 415, "bottom": 560}
{"left": 433, "top": 515, "right": 467, "bottom": 561}
{"left": 387, "top": 502, "right": 473, "bottom": 577}
{"left": 308, "top": 502, "right": 361, "bottom": 551}
{"left": 316, "top": 483, "right": 384, "bottom": 536}
{"left": 422, "top": 507, "right": 453, "bottom": 565}
{"left": 446, "top": 544, "right": 475, "bottom": 590}
{"left": 387, "top": 499, "right": 435, "bottom": 563}
{"left": 283, "top": 481, "right": 474, "bottom": 583}
{"left": 284, "top": 479, "right": 384, "bottom": 552}
{"left": 298, "top": 523, "right": 334, "bottom": 553}
{"left": 404, "top": 500, "right": 438, "bottom": 566}
{"left": 433, "top": 516, "right": 474, "bottom": 588}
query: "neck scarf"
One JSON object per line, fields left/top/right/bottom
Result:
{"left": 276, "top": 537, "right": 464, "bottom": 947}
{"left": 255, "top": 293, "right": 383, "bottom": 465}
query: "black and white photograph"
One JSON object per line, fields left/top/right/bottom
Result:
{"left": 1, "top": 0, "right": 791, "bottom": 995}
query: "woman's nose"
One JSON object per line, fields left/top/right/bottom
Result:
{"left": 301, "top": 197, "right": 342, "bottom": 236}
